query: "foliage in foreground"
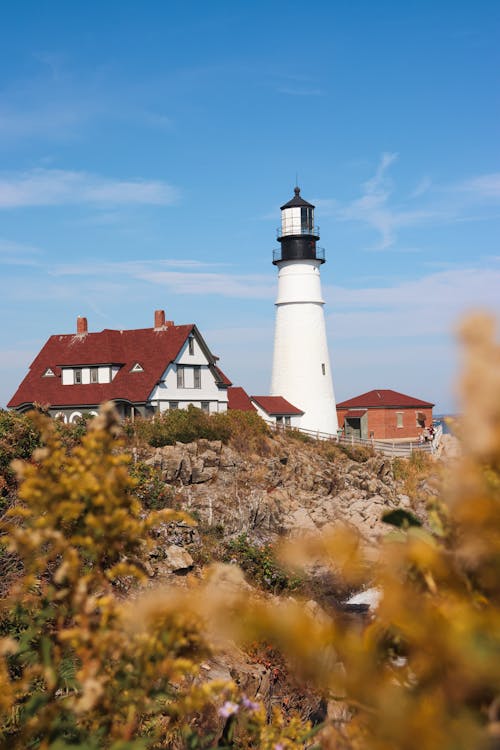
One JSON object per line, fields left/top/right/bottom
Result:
{"left": 0, "top": 314, "right": 499, "bottom": 749}
{"left": 0, "top": 405, "right": 310, "bottom": 749}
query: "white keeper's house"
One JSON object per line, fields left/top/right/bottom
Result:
{"left": 7, "top": 310, "right": 232, "bottom": 422}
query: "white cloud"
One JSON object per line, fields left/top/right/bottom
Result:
{"left": 321, "top": 156, "right": 500, "bottom": 252}
{"left": 50, "top": 258, "right": 274, "bottom": 300}
{"left": 0, "top": 238, "right": 42, "bottom": 266}
{"left": 334, "top": 153, "right": 441, "bottom": 249}
{"left": 0, "top": 169, "right": 179, "bottom": 208}
{"left": 325, "top": 266, "right": 500, "bottom": 339}
{"left": 455, "top": 173, "right": 500, "bottom": 200}
{"left": 411, "top": 176, "right": 432, "bottom": 198}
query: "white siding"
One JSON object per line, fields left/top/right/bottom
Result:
{"left": 148, "top": 361, "right": 228, "bottom": 413}
{"left": 251, "top": 400, "right": 301, "bottom": 428}
{"left": 177, "top": 336, "right": 207, "bottom": 365}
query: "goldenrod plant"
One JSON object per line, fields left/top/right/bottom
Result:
{"left": 0, "top": 405, "right": 219, "bottom": 749}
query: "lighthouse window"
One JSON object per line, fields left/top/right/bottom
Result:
{"left": 301, "top": 207, "right": 312, "bottom": 231}
{"left": 321, "top": 363, "right": 326, "bottom": 375}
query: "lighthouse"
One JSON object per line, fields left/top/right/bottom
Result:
{"left": 270, "top": 187, "right": 338, "bottom": 434}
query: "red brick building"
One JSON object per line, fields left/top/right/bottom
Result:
{"left": 336, "top": 389, "right": 434, "bottom": 441}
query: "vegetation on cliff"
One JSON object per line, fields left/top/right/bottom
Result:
{"left": 0, "top": 314, "right": 499, "bottom": 749}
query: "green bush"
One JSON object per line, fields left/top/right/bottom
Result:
{"left": 129, "top": 461, "right": 175, "bottom": 510}
{"left": 337, "top": 442, "right": 374, "bottom": 462}
{"left": 223, "top": 534, "right": 301, "bottom": 593}
{"left": 0, "top": 410, "right": 40, "bottom": 498}
{"left": 126, "top": 407, "right": 269, "bottom": 452}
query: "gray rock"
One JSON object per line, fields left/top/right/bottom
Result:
{"left": 164, "top": 544, "right": 194, "bottom": 572}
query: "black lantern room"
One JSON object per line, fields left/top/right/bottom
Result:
{"left": 273, "top": 186, "right": 325, "bottom": 265}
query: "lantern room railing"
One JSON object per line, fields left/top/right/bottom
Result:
{"left": 273, "top": 246, "right": 326, "bottom": 263}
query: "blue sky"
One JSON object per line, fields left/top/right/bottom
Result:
{"left": 1, "top": 0, "right": 499, "bottom": 413}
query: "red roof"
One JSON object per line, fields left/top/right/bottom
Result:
{"left": 251, "top": 396, "right": 304, "bottom": 416}
{"left": 8, "top": 324, "right": 226, "bottom": 409}
{"left": 227, "top": 386, "right": 256, "bottom": 412}
{"left": 214, "top": 366, "right": 232, "bottom": 387}
{"left": 337, "top": 389, "right": 434, "bottom": 409}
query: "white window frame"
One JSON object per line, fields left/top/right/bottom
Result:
{"left": 90, "top": 367, "right": 99, "bottom": 383}
{"left": 188, "top": 337, "right": 194, "bottom": 355}
{"left": 177, "top": 366, "right": 185, "bottom": 388}
{"left": 396, "top": 411, "right": 404, "bottom": 428}
{"left": 74, "top": 369, "right": 82, "bottom": 385}
{"left": 193, "top": 365, "right": 201, "bottom": 389}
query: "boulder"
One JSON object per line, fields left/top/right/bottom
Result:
{"left": 164, "top": 544, "right": 194, "bottom": 573}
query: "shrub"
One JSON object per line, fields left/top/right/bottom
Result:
{"left": 0, "top": 410, "right": 40, "bottom": 499}
{"left": 223, "top": 534, "right": 302, "bottom": 593}
{"left": 214, "top": 409, "right": 270, "bottom": 454}
{"left": 128, "top": 405, "right": 232, "bottom": 447}
{"left": 126, "top": 407, "right": 269, "bottom": 453}
{"left": 337, "top": 442, "right": 374, "bottom": 462}
{"left": 129, "top": 461, "right": 175, "bottom": 510}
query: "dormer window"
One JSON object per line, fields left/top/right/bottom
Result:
{"left": 43, "top": 368, "right": 55, "bottom": 377}
{"left": 90, "top": 367, "right": 99, "bottom": 383}
{"left": 130, "top": 362, "right": 144, "bottom": 372}
{"left": 74, "top": 369, "right": 82, "bottom": 384}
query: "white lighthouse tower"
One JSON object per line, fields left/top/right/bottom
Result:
{"left": 270, "top": 187, "right": 338, "bottom": 434}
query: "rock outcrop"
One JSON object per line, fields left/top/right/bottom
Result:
{"left": 142, "top": 436, "right": 419, "bottom": 546}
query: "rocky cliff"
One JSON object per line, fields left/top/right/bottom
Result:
{"left": 142, "top": 434, "right": 422, "bottom": 547}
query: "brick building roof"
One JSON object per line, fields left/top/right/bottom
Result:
{"left": 8, "top": 323, "right": 226, "bottom": 409}
{"left": 337, "top": 389, "right": 434, "bottom": 409}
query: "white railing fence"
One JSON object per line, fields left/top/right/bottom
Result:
{"left": 265, "top": 421, "right": 443, "bottom": 458}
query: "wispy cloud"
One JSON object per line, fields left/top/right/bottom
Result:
{"left": 333, "top": 153, "right": 442, "bottom": 249}
{"left": 50, "top": 258, "right": 274, "bottom": 300}
{"left": 0, "top": 238, "right": 43, "bottom": 267}
{"left": 277, "top": 87, "right": 325, "bottom": 96}
{"left": 454, "top": 173, "right": 500, "bottom": 200}
{"left": 325, "top": 265, "right": 500, "bottom": 339}
{"left": 321, "top": 155, "right": 500, "bottom": 251}
{"left": 0, "top": 169, "right": 179, "bottom": 208}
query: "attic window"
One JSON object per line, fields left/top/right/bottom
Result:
{"left": 43, "top": 368, "right": 55, "bottom": 377}
{"left": 130, "top": 363, "right": 144, "bottom": 373}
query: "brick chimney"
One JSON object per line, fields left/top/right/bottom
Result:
{"left": 154, "top": 310, "right": 165, "bottom": 329}
{"left": 77, "top": 316, "right": 88, "bottom": 334}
